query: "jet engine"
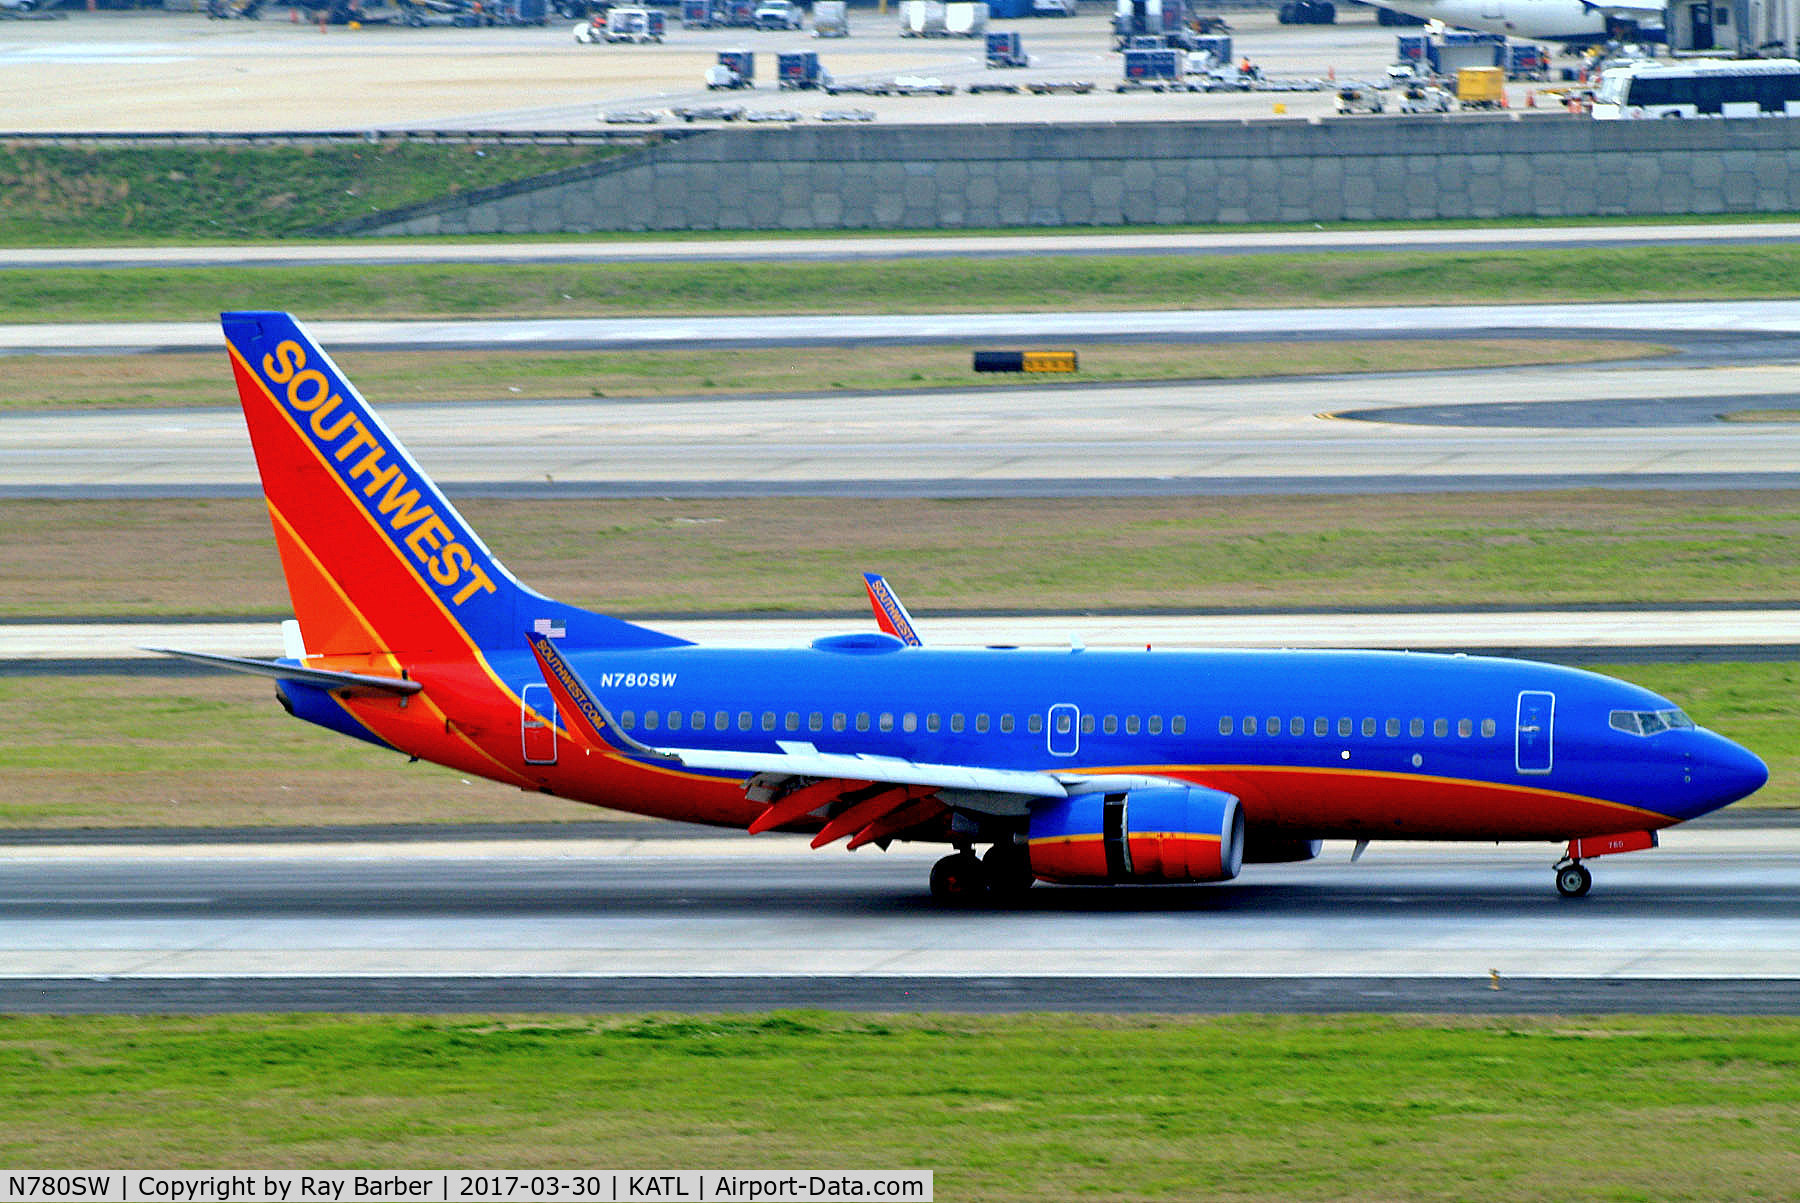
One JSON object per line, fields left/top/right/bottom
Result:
{"left": 1242, "top": 833, "right": 1324, "bottom": 864}
{"left": 1027, "top": 786, "right": 1244, "bottom": 884}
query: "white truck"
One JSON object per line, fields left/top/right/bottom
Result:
{"left": 755, "top": 0, "right": 802, "bottom": 28}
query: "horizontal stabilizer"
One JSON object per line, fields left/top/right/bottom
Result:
{"left": 143, "top": 648, "right": 421, "bottom": 696}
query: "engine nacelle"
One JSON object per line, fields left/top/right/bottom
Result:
{"left": 1027, "top": 786, "right": 1244, "bottom": 884}
{"left": 1242, "top": 832, "right": 1324, "bottom": 864}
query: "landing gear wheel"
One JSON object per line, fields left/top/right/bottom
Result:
{"left": 930, "top": 851, "right": 986, "bottom": 902}
{"left": 1555, "top": 862, "right": 1592, "bottom": 899}
{"left": 982, "top": 842, "right": 1035, "bottom": 903}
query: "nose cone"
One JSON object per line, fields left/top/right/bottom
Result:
{"left": 1704, "top": 734, "right": 1769, "bottom": 812}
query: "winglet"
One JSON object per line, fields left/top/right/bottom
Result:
{"left": 862, "top": 573, "right": 922, "bottom": 647}
{"left": 525, "top": 630, "right": 676, "bottom": 761}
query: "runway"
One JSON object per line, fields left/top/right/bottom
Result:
{"left": 2, "top": 827, "right": 1797, "bottom": 1013}
{"left": 7, "top": 360, "right": 1800, "bottom": 497}
{"left": 7, "top": 612, "right": 1800, "bottom": 665}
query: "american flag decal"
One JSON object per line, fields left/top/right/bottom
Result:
{"left": 533, "top": 618, "right": 566, "bottom": 638}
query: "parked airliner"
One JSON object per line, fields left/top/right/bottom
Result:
{"left": 1375, "top": 0, "right": 1665, "bottom": 43}
{"left": 160, "top": 312, "right": 1767, "bottom": 902}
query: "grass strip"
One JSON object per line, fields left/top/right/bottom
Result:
{"left": 5, "top": 244, "right": 1800, "bottom": 322}
{"left": 8, "top": 492, "right": 1800, "bottom": 620}
{"left": 0, "top": 339, "right": 1660, "bottom": 412}
{"left": 4, "top": 1013, "right": 1798, "bottom": 1198}
{"left": 0, "top": 144, "right": 609, "bottom": 244}
{"left": 1, "top": 661, "right": 1791, "bottom": 829}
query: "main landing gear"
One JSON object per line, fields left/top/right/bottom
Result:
{"left": 930, "top": 842, "right": 1035, "bottom": 903}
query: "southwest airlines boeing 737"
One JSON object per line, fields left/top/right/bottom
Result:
{"left": 160, "top": 312, "right": 1768, "bottom": 902}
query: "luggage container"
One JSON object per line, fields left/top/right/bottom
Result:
{"left": 778, "top": 49, "right": 827, "bottom": 88}
{"left": 707, "top": 48, "right": 755, "bottom": 87}
{"left": 945, "top": 0, "right": 988, "bottom": 34}
{"left": 986, "top": 29, "right": 1028, "bottom": 65}
{"left": 681, "top": 0, "right": 712, "bottom": 25}
{"left": 1191, "top": 32, "right": 1230, "bottom": 65}
{"left": 899, "top": 0, "right": 948, "bottom": 34}
{"left": 1428, "top": 30, "right": 1504, "bottom": 76}
{"left": 813, "top": 0, "right": 849, "bottom": 35}
{"left": 1456, "top": 64, "right": 1506, "bottom": 107}
{"left": 1396, "top": 33, "right": 1428, "bottom": 66}
{"left": 1120, "top": 46, "right": 1183, "bottom": 86}
{"left": 1507, "top": 42, "right": 1550, "bottom": 80}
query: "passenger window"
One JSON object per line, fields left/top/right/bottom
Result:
{"left": 1314, "top": 716, "right": 1328, "bottom": 737}
{"left": 643, "top": 711, "right": 659, "bottom": 731}
{"left": 856, "top": 712, "right": 870, "bottom": 732}
{"left": 1458, "top": 719, "right": 1472, "bottom": 738}
{"left": 666, "top": 711, "right": 681, "bottom": 731}
{"left": 1029, "top": 714, "right": 1044, "bottom": 734}
{"left": 1104, "top": 716, "right": 1119, "bottom": 735}
{"left": 832, "top": 712, "right": 847, "bottom": 732}
{"left": 785, "top": 711, "right": 799, "bottom": 732}
{"left": 1289, "top": 716, "right": 1304, "bottom": 736}
{"left": 903, "top": 713, "right": 917, "bottom": 733}
{"left": 1362, "top": 718, "right": 1375, "bottom": 737}
{"left": 975, "top": 714, "right": 990, "bottom": 733}
{"left": 927, "top": 713, "right": 941, "bottom": 733}
{"left": 691, "top": 711, "right": 706, "bottom": 731}
{"left": 714, "top": 710, "right": 729, "bottom": 731}
{"left": 622, "top": 710, "right": 636, "bottom": 729}
{"left": 1266, "top": 716, "right": 1280, "bottom": 736}
{"left": 1126, "top": 716, "right": 1140, "bottom": 735}
{"left": 1337, "top": 717, "right": 1351, "bottom": 738}
{"left": 1410, "top": 718, "right": 1424, "bottom": 737}
{"left": 879, "top": 713, "right": 894, "bottom": 732}
{"left": 1000, "top": 714, "right": 1015, "bottom": 734}
{"left": 1386, "top": 718, "right": 1399, "bottom": 738}
{"left": 761, "top": 712, "right": 776, "bottom": 731}
{"left": 1171, "top": 716, "right": 1185, "bottom": 735}
{"left": 1081, "top": 715, "right": 1095, "bottom": 734}
{"left": 1241, "top": 716, "right": 1256, "bottom": 736}
{"left": 737, "top": 711, "right": 753, "bottom": 731}
{"left": 951, "top": 714, "right": 965, "bottom": 733}
{"left": 1481, "top": 718, "right": 1496, "bottom": 738}
{"left": 1147, "top": 715, "right": 1162, "bottom": 735}
{"left": 809, "top": 712, "right": 824, "bottom": 732}
{"left": 1433, "top": 718, "right": 1448, "bottom": 738}
{"left": 1220, "top": 716, "right": 1235, "bottom": 736}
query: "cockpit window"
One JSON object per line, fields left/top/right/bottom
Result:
{"left": 1609, "top": 708, "right": 1696, "bottom": 736}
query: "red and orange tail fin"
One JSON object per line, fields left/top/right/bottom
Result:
{"left": 221, "top": 311, "right": 684, "bottom": 661}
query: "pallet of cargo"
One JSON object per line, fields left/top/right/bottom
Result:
{"left": 824, "top": 80, "right": 894, "bottom": 95}
{"left": 818, "top": 108, "right": 877, "bottom": 121}
{"left": 601, "top": 110, "right": 663, "bottom": 123}
{"left": 745, "top": 109, "right": 804, "bottom": 122}
{"left": 965, "top": 82, "right": 1022, "bottom": 93}
{"left": 1025, "top": 80, "right": 1095, "bottom": 94}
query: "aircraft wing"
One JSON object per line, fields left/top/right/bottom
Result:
{"left": 525, "top": 630, "right": 1180, "bottom": 847}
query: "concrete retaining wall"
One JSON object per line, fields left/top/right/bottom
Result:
{"left": 327, "top": 115, "right": 1800, "bottom": 235}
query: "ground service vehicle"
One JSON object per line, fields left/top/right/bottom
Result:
{"left": 1592, "top": 57, "right": 1800, "bottom": 117}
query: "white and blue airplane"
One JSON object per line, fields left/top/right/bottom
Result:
{"left": 161, "top": 312, "right": 1767, "bottom": 903}
{"left": 1374, "top": 0, "right": 1666, "bottom": 44}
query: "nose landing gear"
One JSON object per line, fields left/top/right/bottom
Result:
{"left": 1554, "top": 859, "right": 1593, "bottom": 899}
{"left": 1552, "top": 830, "right": 1659, "bottom": 899}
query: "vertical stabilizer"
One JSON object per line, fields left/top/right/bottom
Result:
{"left": 221, "top": 311, "right": 686, "bottom": 659}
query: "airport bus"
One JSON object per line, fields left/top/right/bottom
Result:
{"left": 1592, "top": 57, "right": 1800, "bottom": 118}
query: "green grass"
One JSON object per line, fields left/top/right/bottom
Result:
{"left": 0, "top": 660, "right": 1790, "bottom": 829}
{"left": 0, "top": 144, "right": 609, "bottom": 244}
{"left": 9, "top": 493, "right": 1797, "bottom": 621}
{"left": 3, "top": 1013, "right": 1797, "bottom": 1198}
{"left": 7, "top": 244, "right": 1800, "bottom": 322}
